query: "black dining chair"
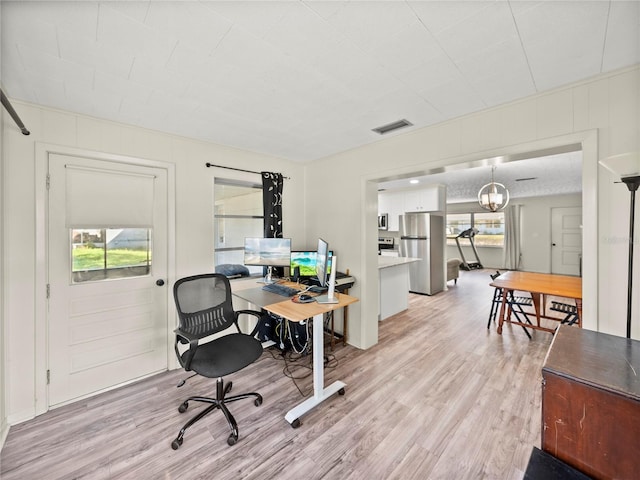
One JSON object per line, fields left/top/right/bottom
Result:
{"left": 488, "top": 271, "right": 534, "bottom": 339}
{"left": 171, "top": 273, "right": 264, "bottom": 449}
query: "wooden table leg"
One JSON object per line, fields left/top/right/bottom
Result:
{"left": 530, "top": 293, "right": 542, "bottom": 327}
{"left": 497, "top": 288, "right": 508, "bottom": 334}
{"left": 575, "top": 298, "right": 582, "bottom": 328}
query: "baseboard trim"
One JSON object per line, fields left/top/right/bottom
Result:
{"left": 0, "top": 418, "right": 9, "bottom": 451}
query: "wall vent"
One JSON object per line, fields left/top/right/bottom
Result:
{"left": 372, "top": 119, "right": 413, "bottom": 135}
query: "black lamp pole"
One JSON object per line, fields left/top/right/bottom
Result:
{"left": 621, "top": 176, "right": 640, "bottom": 339}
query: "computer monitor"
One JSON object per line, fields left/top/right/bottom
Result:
{"left": 243, "top": 237, "right": 291, "bottom": 283}
{"left": 290, "top": 250, "right": 333, "bottom": 278}
{"left": 315, "top": 238, "right": 329, "bottom": 288}
{"left": 315, "top": 238, "right": 338, "bottom": 304}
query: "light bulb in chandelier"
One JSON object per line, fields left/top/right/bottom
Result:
{"left": 478, "top": 167, "right": 509, "bottom": 212}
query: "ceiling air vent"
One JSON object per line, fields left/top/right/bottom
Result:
{"left": 372, "top": 119, "right": 413, "bottom": 135}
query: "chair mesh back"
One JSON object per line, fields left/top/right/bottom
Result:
{"left": 174, "top": 274, "right": 236, "bottom": 337}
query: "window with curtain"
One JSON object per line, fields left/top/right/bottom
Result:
{"left": 446, "top": 212, "right": 505, "bottom": 247}
{"left": 213, "top": 178, "right": 263, "bottom": 274}
{"left": 66, "top": 164, "right": 155, "bottom": 283}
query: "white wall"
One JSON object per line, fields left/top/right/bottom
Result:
{"left": 1, "top": 102, "right": 305, "bottom": 425}
{"left": 445, "top": 193, "right": 582, "bottom": 272}
{"left": 519, "top": 194, "right": 583, "bottom": 273}
{"left": 305, "top": 65, "right": 639, "bottom": 347}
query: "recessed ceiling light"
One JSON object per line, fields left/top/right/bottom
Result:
{"left": 410, "top": 179, "right": 419, "bottom": 184}
{"left": 372, "top": 119, "right": 413, "bottom": 135}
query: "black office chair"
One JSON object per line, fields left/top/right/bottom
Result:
{"left": 171, "top": 273, "right": 264, "bottom": 449}
{"left": 488, "top": 271, "right": 534, "bottom": 339}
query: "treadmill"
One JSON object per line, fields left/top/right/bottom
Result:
{"left": 455, "top": 228, "right": 483, "bottom": 270}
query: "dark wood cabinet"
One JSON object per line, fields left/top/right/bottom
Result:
{"left": 541, "top": 326, "right": 640, "bottom": 479}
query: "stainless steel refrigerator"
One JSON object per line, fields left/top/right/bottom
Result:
{"left": 399, "top": 212, "right": 445, "bottom": 295}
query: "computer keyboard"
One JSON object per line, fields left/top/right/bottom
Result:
{"left": 262, "top": 283, "right": 299, "bottom": 297}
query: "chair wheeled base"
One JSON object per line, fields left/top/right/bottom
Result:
{"left": 171, "top": 377, "right": 263, "bottom": 449}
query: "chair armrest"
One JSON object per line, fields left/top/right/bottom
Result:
{"left": 236, "top": 309, "right": 263, "bottom": 336}
{"left": 174, "top": 327, "right": 200, "bottom": 371}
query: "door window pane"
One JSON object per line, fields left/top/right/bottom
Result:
{"left": 72, "top": 228, "right": 152, "bottom": 283}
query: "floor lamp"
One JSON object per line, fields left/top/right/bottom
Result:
{"left": 599, "top": 152, "right": 640, "bottom": 339}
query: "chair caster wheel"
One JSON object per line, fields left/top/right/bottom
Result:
{"left": 254, "top": 395, "right": 263, "bottom": 407}
{"left": 338, "top": 388, "right": 345, "bottom": 395}
{"left": 227, "top": 434, "right": 238, "bottom": 446}
{"left": 290, "top": 418, "right": 301, "bottom": 429}
{"left": 178, "top": 402, "right": 188, "bottom": 413}
{"left": 171, "top": 437, "right": 183, "bottom": 450}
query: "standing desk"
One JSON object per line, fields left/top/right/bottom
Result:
{"left": 233, "top": 284, "right": 358, "bottom": 427}
{"left": 490, "top": 271, "right": 582, "bottom": 334}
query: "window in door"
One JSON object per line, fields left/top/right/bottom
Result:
{"left": 214, "top": 179, "right": 263, "bottom": 275}
{"left": 71, "top": 227, "right": 152, "bottom": 283}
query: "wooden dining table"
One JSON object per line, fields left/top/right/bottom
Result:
{"left": 490, "top": 271, "right": 582, "bottom": 334}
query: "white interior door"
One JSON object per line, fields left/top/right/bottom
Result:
{"left": 47, "top": 154, "right": 168, "bottom": 407}
{"left": 551, "top": 207, "right": 582, "bottom": 276}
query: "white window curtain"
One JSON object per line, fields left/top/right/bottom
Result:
{"left": 503, "top": 204, "right": 522, "bottom": 270}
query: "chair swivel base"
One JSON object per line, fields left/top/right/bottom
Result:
{"left": 171, "top": 379, "right": 262, "bottom": 449}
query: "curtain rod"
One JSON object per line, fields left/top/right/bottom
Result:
{"left": 205, "top": 162, "right": 290, "bottom": 179}
{"left": 0, "top": 89, "right": 30, "bottom": 135}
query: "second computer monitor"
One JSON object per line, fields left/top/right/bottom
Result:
{"left": 290, "top": 250, "right": 333, "bottom": 278}
{"left": 315, "top": 238, "right": 329, "bottom": 288}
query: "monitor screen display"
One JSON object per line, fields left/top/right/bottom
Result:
{"left": 243, "top": 237, "right": 291, "bottom": 267}
{"left": 290, "top": 250, "right": 333, "bottom": 277}
{"left": 315, "top": 238, "right": 329, "bottom": 287}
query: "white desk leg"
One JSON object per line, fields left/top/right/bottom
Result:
{"left": 285, "top": 312, "right": 346, "bottom": 427}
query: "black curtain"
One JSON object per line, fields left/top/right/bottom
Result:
{"left": 262, "top": 172, "right": 284, "bottom": 275}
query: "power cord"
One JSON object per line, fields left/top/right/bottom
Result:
{"left": 265, "top": 339, "right": 339, "bottom": 397}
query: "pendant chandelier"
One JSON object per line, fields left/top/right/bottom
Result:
{"left": 478, "top": 166, "right": 509, "bottom": 212}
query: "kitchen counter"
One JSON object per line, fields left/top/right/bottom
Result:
{"left": 378, "top": 256, "right": 419, "bottom": 320}
{"left": 378, "top": 256, "right": 420, "bottom": 268}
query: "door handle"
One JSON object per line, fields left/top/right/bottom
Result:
{"left": 156, "top": 279, "right": 165, "bottom": 286}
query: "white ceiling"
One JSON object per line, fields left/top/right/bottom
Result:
{"left": 378, "top": 148, "right": 583, "bottom": 202}
{"left": 1, "top": 1, "right": 638, "bottom": 164}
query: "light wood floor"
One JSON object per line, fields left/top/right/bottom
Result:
{"left": 1, "top": 269, "right": 563, "bottom": 479}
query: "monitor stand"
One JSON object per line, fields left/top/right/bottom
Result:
{"left": 261, "top": 266, "right": 276, "bottom": 284}
{"left": 316, "top": 256, "right": 338, "bottom": 304}
{"left": 315, "top": 292, "right": 339, "bottom": 304}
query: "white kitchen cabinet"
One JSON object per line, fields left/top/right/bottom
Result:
{"left": 379, "top": 185, "right": 446, "bottom": 231}
{"left": 403, "top": 185, "right": 446, "bottom": 212}
{"left": 378, "top": 191, "right": 403, "bottom": 231}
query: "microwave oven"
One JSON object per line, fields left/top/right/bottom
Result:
{"left": 378, "top": 213, "right": 388, "bottom": 230}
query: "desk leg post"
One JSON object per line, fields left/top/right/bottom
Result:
{"left": 313, "top": 313, "right": 324, "bottom": 399}
{"left": 284, "top": 312, "right": 346, "bottom": 427}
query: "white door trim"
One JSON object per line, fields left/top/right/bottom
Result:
{"left": 35, "top": 143, "right": 176, "bottom": 416}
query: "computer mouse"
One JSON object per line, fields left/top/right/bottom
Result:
{"left": 298, "top": 294, "right": 314, "bottom": 303}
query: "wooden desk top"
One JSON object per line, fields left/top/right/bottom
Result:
{"left": 232, "top": 280, "right": 359, "bottom": 323}
{"left": 265, "top": 292, "right": 359, "bottom": 322}
{"left": 490, "top": 271, "right": 582, "bottom": 300}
